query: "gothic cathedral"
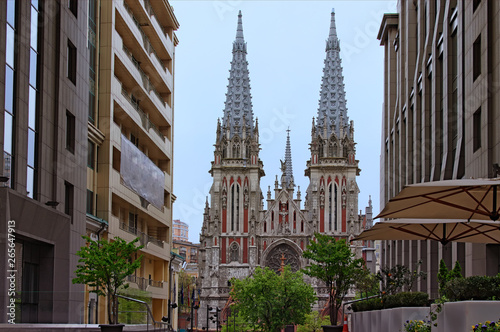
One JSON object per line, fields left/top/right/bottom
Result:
{"left": 198, "top": 10, "right": 372, "bottom": 324}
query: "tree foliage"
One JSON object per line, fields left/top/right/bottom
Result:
{"left": 72, "top": 236, "right": 143, "bottom": 324}
{"left": 437, "top": 259, "right": 463, "bottom": 296}
{"left": 230, "top": 266, "right": 316, "bottom": 332}
{"left": 296, "top": 312, "right": 330, "bottom": 332}
{"left": 301, "top": 233, "right": 364, "bottom": 326}
{"left": 354, "top": 267, "right": 379, "bottom": 299}
{"left": 377, "top": 261, "right": 426, "bottom": 296}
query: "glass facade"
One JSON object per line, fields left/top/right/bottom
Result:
{"left": 27, "top": 0, "right": 40, "bottom": 198}
{"left": 3, "top": 0, "right": 16, "bottom": 188}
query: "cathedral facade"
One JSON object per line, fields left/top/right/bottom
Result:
{"left": 198, "top": 10, "right": 371, "bottom": 327}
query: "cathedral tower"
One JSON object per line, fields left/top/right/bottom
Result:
{"left": 199, "top": 11, "right": 264, "bottom": 320}
{"left": 305, "top": 9, "right": 361, "bottom": 239}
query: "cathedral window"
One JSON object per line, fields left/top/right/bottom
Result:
{"left": 301, "top": 220, "right": 304, "bottom": 232}
{"left": 329, "top": 143, "right": 334, "bottom": 157}
{"left": 231, "top": 183, "right": 240, "bottom": 232}
{"left": 229, "top": 242, "right": 239, "bottom": 262}
{"left": 245, "top": 144, "right": 250, "bottom": 159}
{"left": 319, "top": 142, "right": 324, "bottom": 157}
{"left": 328, "top": 183, "right": 339, "bottom": 231}
{"left": 232, "top": 143, "right": 240, "bottom": 158}
{"left": 264, "top": 221, "right": 267, "bottom": 232}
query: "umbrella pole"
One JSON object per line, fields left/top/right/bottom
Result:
{"left": 493, "top": 185, "right": 499, "bottom": 221}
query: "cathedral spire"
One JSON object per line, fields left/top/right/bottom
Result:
{"left": 281, "top": 128, "right": 294, "bottom": 189}
{"left": 316, "top": 9, "right": 349, "bottom": 137}
{"left": 221, "top": 11, "right": 254, "bottom": 140}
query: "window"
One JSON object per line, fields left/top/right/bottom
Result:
{"left": 473, "top": 0, "right": 481, "bottom": 12}
{"left": 86, "top": 190, "right": 93, "bottom": 214}
{"left": 229, "top": 242, "right": 239, "bottom": 263}
{"left": 130, "top": 133, "right": 139, "bottom": 147}
{"left": 473, "top": 35, "right": 481, "bottom": 81}
{"left": 68, "top": 0, "right": 77, "bottom": 17}
{"left": 64, "top": 181, "right": 74, "bottom": 218}
{"left": 66, "top": 111, "right": 75, "bottom": 153}
{"left": 87, "top": 140, "right": 95, "bottom": 168}
{"left": 67, "top": 40, "right": 77, "bottom": 84}
{"left": 473, "top": 108, "right": 481, "bottom": 152}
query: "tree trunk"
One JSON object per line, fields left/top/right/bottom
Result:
{"left": 329, "top": 292, "right": 336, "bottom": 325}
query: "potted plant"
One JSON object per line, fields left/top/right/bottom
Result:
{"left": 302, "top": 233, "right": 364, "bottom": 332}
{"left": 72, "top": 236, "right": 143, "bottom": 332}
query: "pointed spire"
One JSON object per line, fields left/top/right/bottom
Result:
{"left": 236, "top": 10, "right": 244, "bottom": 41}
{"left": 316, "top": 9, "right": 349, "bottom": 137}
{"left": 221, "top": 11, "right": 254, "bottom": 141}
{"left": 282, "top": 128, "right": 295, "bottom": 189}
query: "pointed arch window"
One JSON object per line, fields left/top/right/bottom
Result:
{"left": 231, "top": 183, "right": 240, "bottom": 232}
{"left": 328, "top": 183, "right": 338, "bottom": 231}
{"left": 229, "top": 242, "right": 239, "bottom": 263}
{"left": 232, "top": 143, "right": 240, "bottom": 158}
{"left": 318, "top": 142, "right": 324, "bottom": 158}
{"left": 329, "top": 143, "right": 334, "bottom": 157}
{"left": 245, "top": 144, "right": 250, "bottom": 159}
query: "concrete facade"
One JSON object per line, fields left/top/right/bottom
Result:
{"left": 378, "top": 0, "right": 500, "bottom": 299}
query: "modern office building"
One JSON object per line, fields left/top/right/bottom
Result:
{"left": 0, "top": 0, "right": 89, "bottom": 323}
{"left": 378, "top": 0, "right": 500, "bottom": 298}
{"left": 84, "top": 0, "right": 179, "bottom": 324}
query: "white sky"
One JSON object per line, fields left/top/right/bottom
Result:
{"left": 170, "top": 0, "right": 397, "bottom": 243}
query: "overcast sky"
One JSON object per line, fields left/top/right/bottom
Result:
{"left": 170, "top": 0, "right": 397, "bottom": 243}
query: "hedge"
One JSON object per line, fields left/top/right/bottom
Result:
{"left": 351, "top": 292, "right": 429, "bottom": 312}
{"left": 442, "top": 275, "right": 500, "bottom": 301}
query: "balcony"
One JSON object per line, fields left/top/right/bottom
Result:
{"left": 112, "top": 76, "right": 172, "bottom": 159}
{"left": 126, "top": 275, "right": 168, "bottom": 298}
{"left": 117, "top": 0, "right": 174, "bottom": 92}
{"left": 119, "top": 221, "right": 164, "bottom": 248}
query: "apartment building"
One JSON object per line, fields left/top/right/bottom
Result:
{"left": 84, "top": 0, "right": 179, "bottom": 324}
{"left": 0, "top": 0, "right": 89, "bottom": 323}
{"left": 173, "top": 219, "right": 189, "bottom": 242}
{"left": 378, "top": 0, "right": 500, "bottom": 298}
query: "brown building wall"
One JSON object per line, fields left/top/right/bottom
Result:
{"left": 0, "top": 0, "right": 89, "bottom": 323}
{"left": 378, "top": 0, "right": 500, "bottom": 299}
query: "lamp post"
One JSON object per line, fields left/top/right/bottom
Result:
{"left": 206, "top": 305, "right": 213, "bottom": 331}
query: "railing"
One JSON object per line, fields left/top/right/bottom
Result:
{"left": 126, "top": 275, "right": 163, "bottom": 290}
{"left": 122, "top": 44, "right": 166, "bottom": 109}
{"left": 119, "top": 221, "right": 164, "bottom": 248}
{"left": 118, "top": 294, "right": 172, "bottom": 331}
{"left": 119, "top": 84, "right": 165, "bottom": 142}
{"left": 122, "top": 0, "right": 166, "bottom": 73}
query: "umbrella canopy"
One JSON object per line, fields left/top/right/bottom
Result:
{"left": 353, "top": 219, "right": 500, "bottom": 245}
{"left": 376, "top": 178, "right": 500, "bottom": 221}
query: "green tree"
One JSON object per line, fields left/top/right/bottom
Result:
{"left": 354, "top": 267, "right": 379, "bottom": 299}
{"left": 230, "top": 266, "right": 316, "bottom": 332}
{"left": 377, "top": 261, "right": 426, "bottom": 296}
{"left": 296, "top": 312, "right": 330, "bottom": 332}
{"left": 302, "top": 233, "right": 364, "bottom": 326}
{"left": 72, "top": 236, "right": 143, "bottom": 324}
{"left": 437, "top": 259, "right": 462, "bottom": 296}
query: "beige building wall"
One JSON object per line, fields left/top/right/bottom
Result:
{"left": 83, "top": 0, "right": 179, "bottom": 325}
{"left": 378, "top": 0, "right": 500, "bottom": 299}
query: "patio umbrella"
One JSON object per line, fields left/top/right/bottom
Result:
{"left": 376, "top": 178, "right": 500, "bottom": 221}
{"left": 353, "top": 219, "right": 500, "bottom": 245}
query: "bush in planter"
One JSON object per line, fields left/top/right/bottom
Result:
{"left": 442, "top": 275, "right": 500, "bottom": 301}
{"left": 351, "top": 292, "right": 429, "bottom": 312}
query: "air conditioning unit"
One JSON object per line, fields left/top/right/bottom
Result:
{"left": 90, "top": 233, "right": 98, "bottom": 241}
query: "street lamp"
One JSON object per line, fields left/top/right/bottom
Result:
{"left": 206, "top": 305, "right": 213, "bottom": 331}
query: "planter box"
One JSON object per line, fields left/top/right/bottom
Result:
{"left": 351, "top": 307, "right": 429, "bottom": 332}
{"left": 431, "top": 301, "right": 500, "bottom": 332}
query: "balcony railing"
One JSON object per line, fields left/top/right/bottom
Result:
{"left": 119, "top": 221, "right": 164, "bottom": 248}
{"left": 126, "top": 275, "right": 163, "bottom": 291}
{"left": 122, "top": 0, "right": 167, "bottom": 73}
{"left": 119, "top": 84, "right": 165, "bottom": 142}
{"left": 122, "top": 44, "right": 166, "bottom": 110}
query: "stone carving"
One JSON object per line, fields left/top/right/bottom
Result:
{"left": 265, "top": 243, "right": 300, "bottom": 273}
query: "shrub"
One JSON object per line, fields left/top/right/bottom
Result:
{"left": 442, "top": 275, "right": 500, "bottom": 301}
{"left": 351, "top": 292, "right": 429, "bottom": 312}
